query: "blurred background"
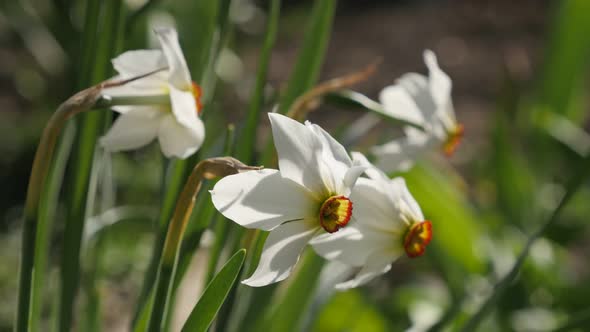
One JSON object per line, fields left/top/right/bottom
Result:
{"left": 1, "top": 0, "right": 590, "bottom": 331}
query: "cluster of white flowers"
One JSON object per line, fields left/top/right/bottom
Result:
{"left": 100, "top": 29, "right": 461, "bottom": 289}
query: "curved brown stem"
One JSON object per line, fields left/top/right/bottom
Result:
{"left": 286, "top": 58, "right": 382, "bottom": 121}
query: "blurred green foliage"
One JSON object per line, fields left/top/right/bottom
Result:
{"left": 1, "top": 0, "right": 590, "bottom": 332}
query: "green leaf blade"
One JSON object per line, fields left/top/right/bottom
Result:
{"left": 181, "top": 249, "right": 247, "bottom": 332}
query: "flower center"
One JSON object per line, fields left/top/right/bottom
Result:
{"left": 443, "top": 123, "right": 464, "bottom": 156}
{"left": 403, "top": 220, "right": 432, "bottom": 258}
{"left": 319, "top": 195, "right": 352, "bottom": 233}
{"left": 191, "top": 82, "right": 203, "bottom": 115}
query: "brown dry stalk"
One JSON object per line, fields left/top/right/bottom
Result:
{"left": 286, "top": 58, "right": 382, "bottom": 121}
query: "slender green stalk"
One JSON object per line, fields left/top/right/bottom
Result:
{"left": 261, "top": 0, "right": 337, "bottom": 165}
{"left": 58, "top": 1, "right": 125, "bottom": 330}
{"left": 235, "top": 0, "right": 280, "bottom": 163}
{"left": 30, "top": 123, "right": 75, "bottom": 332}
{"left": 15, "top": 83, "right": 104, "bottom": 332}
{"left": 146, "top": 158, "right": 260, "bottom": 332}
{"left": 162, "top": 126, "right": 236, "bottom": 332}
{"left": 276, "top": 0, "right": 336, "bottom": 115}
{"left": 132, "top": 159, "right": 187, "bottom": 331}
{"left": 132, "top": 2, "right": 233, "bottom": 326}
{"left": 205, "top": 218, "right": 230, "bottom": 284}
{"left": 205, "top": 125, "right": 236, "bottom": 285}
{"left": 83, "top": 232, "right": 106, "bottom": 332}
{"left": 77, "top": 0, "right": 101, "bottom": 90}
{"left": 459, "top": 154, "right": 590, "bottom": 331}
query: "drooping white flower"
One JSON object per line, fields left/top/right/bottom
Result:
{"left": 100, "top": 28, "right": 205, "bottom": 159}
{"left": 372, "top": 50, "right": 463, "bottom": 172}
{"left": 210, "top": 113, "right": 365, "bottom": 287}
{"left": 311, "top": 152, "right": 432, "bottom": 289}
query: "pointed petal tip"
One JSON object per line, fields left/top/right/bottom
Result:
{"left": 241, "top": 274, "right": 281, "bottom": 287}
{"left": 423, "top": 49, "right": 437, "bottom": 64}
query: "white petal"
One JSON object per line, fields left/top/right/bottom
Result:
{"left": 389, "top": 177, "right": 425, "bottom": 222}
{"left": 307, "top": 122, "right": 354, "bottom": 194}
{"left": 423, "top": 50, "right": 452, "bottom": 111}
{"left": 168, "top": 84, "right": 200, "bottom": 131}
{"left": 155, "top": 28, "right": 192, "bottom": 89}
{"left": 102, "top": 78, "right": 167, "bottom": 97}
{"left": 350, "top": 151, "right": 387, "bottom": 182}
{"left": 424, "top": 50, "right": 457, "bottom": 132}
{"left": 379, "top": 84, "right": 425, "bottom": 126}
{"left": 112, "top": 50, "right": 167, "bottom": 77}
{"left": 242, "top": 220, "right": 319, "bottom": 287}
{"left": 310, "top": 224, "right": 390, "bottom": 267}
{"left": 351, "top": 177, "right": 406, "bottom": 233}
{"left": 371, "top": 137, "right": 427, "bottom": 173}
{"left": 210, "top": 169, "right": 316, "bottom": 231}
{"left": 396, "top": 73, "right": 439, "bottom": 126}
{"left": 339, "top": 165, "right": 367, "bottom": 196}
{"left": 157, "top": 114, "right": 204, "bottom": 159}
{"left": 318, "top": 261, "right": 357, "bottom": 290}
{"left": 306, "top": 122, "right": 352, "bottom": 167}
{"left": 335, "top": 250, "right": 399, "bottom": 290}
{"left": 100, "top": 110, "right": 161, "bottom": 152}
{"left": 268, "top": 113, "right": 326, "bottom": 194}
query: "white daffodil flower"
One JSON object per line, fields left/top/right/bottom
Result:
{"left": 372, "top": 50, "right": 463, "bottom": 172}
{"left": 311, "top": 152, "right": 432, "bottom": 289}
{"left": 99, "top": 28, "right": 205, "bottom": 159}
{"left": 210, "top": 113, "right": 365, "bottom": 287}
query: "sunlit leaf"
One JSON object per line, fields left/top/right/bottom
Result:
{"left": 181, "top": 249, "right": 246, "bottom": 332}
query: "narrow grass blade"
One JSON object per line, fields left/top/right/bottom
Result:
{"left": 205, "top": 125, "right": 236, "bottom": 284}
{"left": 537, "top": 0, "right": 590, "bottom": 121}
{"left": 13, "top": 0, "right": 103, "bottom": 327}
{"left": 276, "top": 0, "right": 336, "bottom": 115}
{"left": 144, "top": 158, "right": 259, "bottom": 332}
{"left": 235, "top": 0, "right": 280, "bottom": 163}
{"left": 132, "top": 2, "right": 232, "bottom": 327}
{"left": 30, "top": 124, "right": 75, "bottom": 331}
{"left": 181, "top": 250, "right": 246, "bottom": 332}
{"left": 58, "top": 1, "right": 125, "bottom": 330}
{"left": 132, "top": 159, "right": 188, "bottom": 330}
{"left": 164, "top": 125, "right": 236, "bottom": 331}
{"left": 261, "top": 0, "right": 337, "bottom": 165}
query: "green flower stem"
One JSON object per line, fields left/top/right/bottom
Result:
{"left": 204, "top": 125, "right": 236, "bottom": 285}
{"left": 459, "top": 154, "right": 590, "bottom": 331}
{"left": 146, "top": 158, "right": 261, "bottom": 332}
{"left": 58, "top": 1, "right": 125, "bottom": 329}
{"left": 16, "top": 84, "right": 104, "bottom": 332}
{"left": 15, "top": 64, "right": 164, "bottom": 331}
{"left": 30, "top": 123, "right": 75, "bottom": 332}
{"left": 97, "top": 93, "right": 170, "bottom": 107}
